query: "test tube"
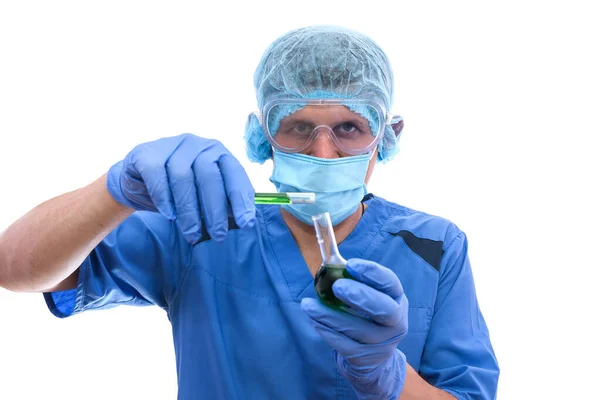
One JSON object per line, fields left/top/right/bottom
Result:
{"left": 312, "top": 212, "right": 352, "bottom": 308}
{"left": 254, "top": 192, "right": 316, "bottom": 205}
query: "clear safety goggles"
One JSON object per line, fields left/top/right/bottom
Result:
{"left": 251, "top": 98, "right": 398, "bottom": 156}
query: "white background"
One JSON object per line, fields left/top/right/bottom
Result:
{"left": 1, "top": 1, "right": 598, "bottom": 399}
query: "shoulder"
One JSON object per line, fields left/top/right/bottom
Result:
{"left": 366, "top": 194, "right": 467, "bottom": 273}
{"left": 368, "top": 194, "right": 463, "bottom": 244}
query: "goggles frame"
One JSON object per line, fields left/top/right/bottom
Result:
{"left": 251, "top": 98, "right": 396, "bottom": 156}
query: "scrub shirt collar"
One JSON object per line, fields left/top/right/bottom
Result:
{"left": 258, "top": 194, "right": 385, "bottom": 301}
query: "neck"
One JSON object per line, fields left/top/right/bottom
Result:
{"left": 281, "top": 203, "right": 364, "bottom": 268}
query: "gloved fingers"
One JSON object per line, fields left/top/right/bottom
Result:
{"left": 333, "top": 279, "right": 408, "bottom": 328}
{"left": 345, "top": 259, "right": 405, "bottom": 301}
{"left": 309, "top": 317, "right": 394, "bottom": 369}
{"left": 307, "top": 313, "right": 362, "bottom": 356}
{"left": 191, "top": 143, "right": 229, "bottom": 242}
{"left": 131, "top": 139, "right": 177, "bottom": 218}
{"left": 217, "top": 152, "right": 256, "bottom": 229}
{"left": 164, "top": 137, "right": 203, "bottom": 244}
{"left": 301, "top": 298, "right": 393, "bottom": 344}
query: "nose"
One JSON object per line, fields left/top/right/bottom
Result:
{"left": 304, "top": 127, "right": 342, "bottom": 159}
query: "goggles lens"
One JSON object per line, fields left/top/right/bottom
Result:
{"left": 262, "top": 100, "right": 385, "bottom": 155}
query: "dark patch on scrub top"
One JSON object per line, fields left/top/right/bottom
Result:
{"left": 196, "top": 216, "right": 240, "bottom": 244}
{"left": 389, "top": 230, "right": 444, "bottom": 272}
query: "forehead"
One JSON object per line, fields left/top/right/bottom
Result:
{"left": 283, "top": 105, "right": 366, "bottom": 121}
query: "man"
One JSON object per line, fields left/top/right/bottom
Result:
{"left": 0, "top": 25, "right": 499, "bottom": 399}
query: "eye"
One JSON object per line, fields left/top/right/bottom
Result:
{"left": 338, "top": 123, "right": 357, "bottom": 133}
{"left": 293, "top": 123, "right": 313, "bottom": 134}
{"left": 334, "top": 122, "right": 359, "bottom": 136}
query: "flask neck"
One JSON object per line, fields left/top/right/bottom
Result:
{"left": 313, "top": 213, "right": 346, "bottom": 266}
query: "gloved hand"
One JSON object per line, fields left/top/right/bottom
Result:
{"left": 301, "top": 258, "right": 409, "bottom": 400}
{"left": 106, "top": 133, "right": 256, "bottom": 244}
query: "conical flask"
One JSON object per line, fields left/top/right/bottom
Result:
{"left": 312, "top": 212, "right": 353, "bottom": 308}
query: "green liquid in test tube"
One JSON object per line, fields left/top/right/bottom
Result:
{"left": 254, "top": 192, "right": 316, "bottom": 205}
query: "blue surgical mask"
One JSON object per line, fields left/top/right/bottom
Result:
{"left": 269, "top": 149, "right": 371, "bottom": 225}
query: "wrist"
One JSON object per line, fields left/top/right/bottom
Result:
{"left": 106, "top": 161, "right": 138, "bottom": 211}
{"left": 91, "top": 173, "right": 135, "bottom": 218}
{"left": 338, "top": 350, "right": 407, "bottom": 400}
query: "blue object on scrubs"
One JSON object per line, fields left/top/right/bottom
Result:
{"left": 44, "top": 195, "right": 499, "bottom": 400}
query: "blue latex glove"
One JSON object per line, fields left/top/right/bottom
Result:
{"left": 301, "top": 258, "right": 409, "bottom": 400}
{"left": 106, "top": 133, "right": 256, "bottom": 244}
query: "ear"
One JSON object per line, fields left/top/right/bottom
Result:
{"left": 391, "top": 116, "right": 404, "bottom": 138}
{"left": 244, "top": 112, "right": 273, "bottom": 164}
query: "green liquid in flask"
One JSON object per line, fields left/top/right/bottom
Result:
{"left": 314, "top": 264, "right": 352, "bottom": 308}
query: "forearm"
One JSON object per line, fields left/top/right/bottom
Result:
{"left": 0, "top": 173, "right": 133, "bottom": 292}
{"left": 398, "top": 364, "right": 457, "bottom": 400}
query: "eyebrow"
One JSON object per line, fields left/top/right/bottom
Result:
{"left": 280, "top": 114, "right": 369, "bottom": 127}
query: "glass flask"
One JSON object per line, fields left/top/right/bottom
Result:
{"left": 312, "top": 212, "right": 353, "bottom": 308}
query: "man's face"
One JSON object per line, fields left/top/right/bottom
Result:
{"left": 281, "top": 105, "right": 378, "bottom": 184}
{"left": 275, "top": 105, "right": 377, "bottom": 158}
{"left": 269, "top": 104, "right": 382, "bottom": 185}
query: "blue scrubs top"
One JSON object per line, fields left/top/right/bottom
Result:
{"left": 45, "top": 194, "right": 499, "bottom": 399}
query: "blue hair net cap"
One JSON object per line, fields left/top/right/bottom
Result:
{"left": 245, "top": 25, "right": 400, "bottom": 163}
